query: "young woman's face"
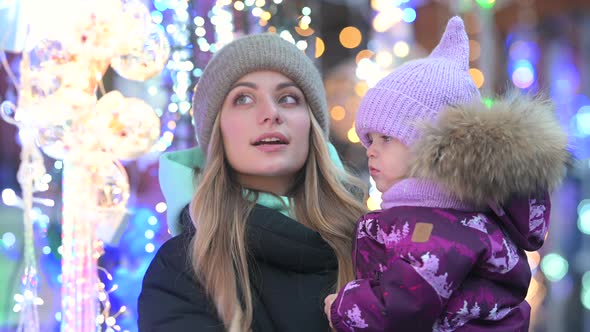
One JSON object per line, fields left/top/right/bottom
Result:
{"left": 219, "top": 71, "right": 311, "bottom": 195}
{"left": 366, "top": 132, "right": 411, "bottom": 193}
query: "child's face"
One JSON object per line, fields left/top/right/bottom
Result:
{"left": 366, "top": 132, "right": 411, "bottom": 193}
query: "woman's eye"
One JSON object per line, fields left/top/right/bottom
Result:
{"left": 235, "top": 94, "right": 253, "bottom": 105}
{"left": 279, "top": 95, "right": 299, "bottom": 105}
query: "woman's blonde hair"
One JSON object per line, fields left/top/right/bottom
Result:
{"left": 189, "top": 109, "right": 367, "bottom": 331}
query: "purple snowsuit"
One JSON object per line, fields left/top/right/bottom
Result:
{"left": 330, "top": 92, "right": 569, "bottom": 331}
{"left": 330, "top": 182, "right": 550, "bottom": 332}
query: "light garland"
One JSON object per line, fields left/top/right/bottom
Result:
{"left": 1, "top": 0, "right": 169, "bottom": 331}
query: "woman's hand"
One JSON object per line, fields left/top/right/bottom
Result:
{"left": 324, "top": 293, "right": 338, "bottom": 329}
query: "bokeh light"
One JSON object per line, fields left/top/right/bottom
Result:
{"left": 541, "top": 253, "right": 569, "bottom": 282}
{"left": 330, "top": 106, "right": 346, "bottom": 121}
{"left": 339, "top": 26, "right": 362, "bottom": 49}
{"left": 469, "top": 68, "right": 485, "bottom": 88}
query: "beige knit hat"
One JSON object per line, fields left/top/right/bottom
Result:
{"left": 192, "top": 33, "right": 329, "bottom": 151}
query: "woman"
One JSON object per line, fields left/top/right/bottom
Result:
{"left": 138, "top": 33, "right": 367, "bottom": 331}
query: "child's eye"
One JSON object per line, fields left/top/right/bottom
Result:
{"left": 382, "top": 135, "right": 392, "bottom": 142}
{"left": 234, "top": 94, "right": 254, "bottom": 105}
{"left": 279, "top": 95, "right": 299, "bottom": 105}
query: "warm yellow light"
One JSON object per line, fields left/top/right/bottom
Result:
{"left": 373, "top": 8, "right": 402, "bottom": 32}
{"left": 295, "top": 26, "right": 314, "bottom": 37}
{"left": 315, "top": 37, "right": 325, "bottom": 58}
{"left": 393, "top": 41, "right": 410, "bottom": 58}
{"left": 268, "top": 26, "right": 277, "bottom": 33}
{"left": 260, "top": 11, "right": 272, "bottom": 21}
{"left": 234, "top": 1, "right": 245, "bottom": 10}
{"left": 356, "top": 49, "right": 375, "bottom": 64}
{"left": 347, "top": 127, "right": 360, "bottom": 143}
{"left": 255, "top": 0, "right": 265, "bottom": 7}
{"left": 367, "top": 196, "right": 381, "bottom": 211}
{"left": 375, "top": 51, "right": 393, "bottom": 67}
{"left": 354, "top": 81, "right": 369, "bottom": 97}
{"left": 469, "top": 68, "right": 485, "bottom": 88}
{"left": 330, "top": 106, "right": 346, "bottom": 121}
{"left": 370, "top": 0, "right": 389, "bottom": 11}
{"left": 339, "top": 26, "right": 362, "bottom": 49}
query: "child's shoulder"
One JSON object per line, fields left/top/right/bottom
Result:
{"left": 358, "top": 210, "right": 382, "bottom": 221}
{"left": 374, "top": 205, "right": 492, "bottom": 224}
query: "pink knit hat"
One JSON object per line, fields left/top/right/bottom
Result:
{"left": 355, "top": 16, "right": 481, "bottom": 147}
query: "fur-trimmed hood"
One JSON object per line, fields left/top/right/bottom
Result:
{"left": 409, "top": 92, "right": 569, "bottom": 251}
{"left": 410, "top": 92, "right": 569, "bottom": 207}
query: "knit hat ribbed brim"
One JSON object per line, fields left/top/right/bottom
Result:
{"left": 355, "top": 16, "right": 481, "bottom": 147}
{"left": 192, "top": 33, "right": 329, "bottom": 151}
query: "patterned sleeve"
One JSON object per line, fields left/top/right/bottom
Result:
{"left": 330, "top": 220, "right": 487, "bottom": 331}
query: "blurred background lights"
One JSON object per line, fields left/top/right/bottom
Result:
{"left": 541, "top": 253, "right": 569, "bottom": 282}
{"left": 2, "top": 232, "right": 16, "bottom": 248}
{"left": 476, "top": 0, "right": 496, "bottom": 9}
{"left": 339, "top": 26, "right": 362, "bottom": 49}
{"left": 393, "top": 41, "right": 410, "bottom": 58}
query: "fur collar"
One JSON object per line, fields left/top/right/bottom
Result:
{"left": 409, "top": 91, "right": 570, "bottom": 207}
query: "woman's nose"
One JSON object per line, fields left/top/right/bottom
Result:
{"left": 258, "top": 98, "right": 283, "bottom": 125}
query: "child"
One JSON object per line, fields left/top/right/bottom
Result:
{"left": 324, "top": 16, "right": 569, "bottom": 331}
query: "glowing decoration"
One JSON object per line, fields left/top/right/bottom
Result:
{"left": 95, "top": 91, "right": 161, "bottom": 159}
{"left": 469, "top": 68, "right": 485, "bottom": 89}
{"left": 483, "top": 98, "right": 494, "bottom": 108}
{"left": 36, "top": 125, "right": 70, "bottom": 160}
{"left": 2, "top": 188, "right": 19, "bottom": 206}
{"left": 1, "top": 100, "right": 45, "bottom": 332}
{"left": 347, "top": 127, "right": 360, "bottom": 143}
{"left": 234, "top": 1, "right": 245, "bottom": 10}
{"left": 511, "top": 60, "right": 535, "bottom": 89}
{"left": 578, "top": 199, "right": 590, "bottom": 234}
{"left": 1, "top": 0, "right": 165, "bottom": 331}
{"left": 401, "top": 8, "right": 416, "bottom": 23}
{"left": 583, "top": 271, "right": 590, "bottom": 290}
{"left": 574, "top": 106, "right": 590, "bottom": 137}
{"left": 111, "top": 23, "right": 171, "bottom": 81}
{"left": 356, "top": 49, "right": 375, "bottom": 63}
{"left": 367, "top": 195, "right": 381, "bottom": 211}
{"left": 155, "top": 202, "right": 167, "bottom": 213}
{"left": 393, "top": 41, "right": 409, "bottom": 58}
{"left": 296, "top": 40, "right": 308, "bottom": 51}
{"left": 476, "top": 0, "right": 496, "bottom": 9}
{"left": 315, "top": 37, "right": 325, "bottom": 58}
{"left": 330, "top": 106, "right": 346, "bottom": 121}
{"left": 354, "top": 81, "right": 369, "bottom": 97}
{"left": 339, "top": 26, "right": 362, "bottom": 49}
{"left": 2, "top": 232, "right": 17, "bottom": 248}
{"left": 540, "top": 253, "right": 569, "bottom": 282}
{"left": 375, "top": 50, "right": 393, "bottom": 68}
{"left": 94, "top": 159, "right": 130, "bottom": 242}
{"left": 582, "top": 288, "right": 590, "bottom": 310}
{"left": 373, "top": 7, "right": 402, "bottom": 32}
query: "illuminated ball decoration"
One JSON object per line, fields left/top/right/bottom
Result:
{"left": 95, "top": 91, "right": 161, "bottom": 160}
